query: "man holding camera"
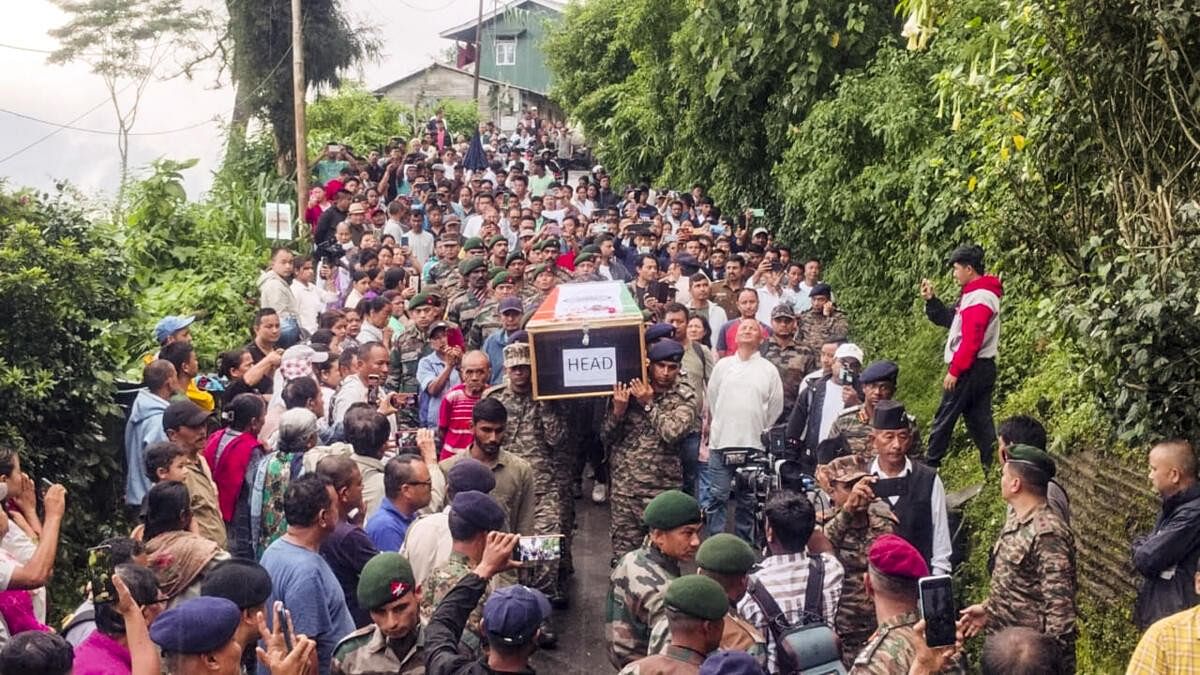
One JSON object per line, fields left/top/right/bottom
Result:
{"left": 787, "top": 341, "right": 863, "bottom": 460}
{"left": 704, "top": 319, "right": 784, "bottom": 541}
{"left": 869, "top": 401, "right": 952, "bottom": 576}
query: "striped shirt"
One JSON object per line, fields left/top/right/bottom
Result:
{"left": 736, "top": 552, "right": 844, "bottom": 672}
{"left": 1127, "top": 604, "right": 1200, "bottom": 675}
{"left": 437, "top": 384, "right": 480, "bottom": 460}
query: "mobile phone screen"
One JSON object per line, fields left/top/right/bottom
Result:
{"left": 872, "top": 477, "right": 908, "bottom": 499}
{"left": 88, "top": 545, "right": 115, "bottom": 604}
{"left": 919, "top": 575, "right": 957, "bottom": 647}
{"left": 512, "top": 534, "right": 563, "bottom": 563}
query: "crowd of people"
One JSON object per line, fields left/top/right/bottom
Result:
{"left": 1, "top": 110, "right": 1199, "bottom": 675}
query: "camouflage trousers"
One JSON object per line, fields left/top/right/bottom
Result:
{"left": 837, "top": 613, "right": 877, "bottom": 668}
{"left": 518, "top": 455, "right": 574, "bottom": 598}
{"left": 610, "top": 490, "right": 655, "bottom": 560}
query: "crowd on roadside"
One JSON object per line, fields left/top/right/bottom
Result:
{"left": 1, "top": 107, "right": 1198, "bottom": 675}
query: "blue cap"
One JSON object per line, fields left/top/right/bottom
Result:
{"left": 149, "top": 596, "right": 240, "bottom": 654}
{"left": 645, "top": 323, "right": 675, "bottom": 344}
{"left": 648, "top": 339, "right": 685, "bottom": 363}
{"left": 700, "top": 650, "right": 766, "bottom": 675}
{"left": 446, "top": 459, "right": 497, "bottom": 495}
{"left": 809, "top": 282, "right": 832, "bottom": 298}
{"left": 154, "top": 315, "right": 195, "bottom": 344}
{"left": 860, "top": 360, "right": 899, "bottom": 384}
{"left": 508, "top": 330, "right": 528, "bottom": 344}
{"left": 483, "top": 584, "right": 551, "bottom": 645}
{"left": 499, "top": 296, "right": 524, "bottom": 314}
{"left": 451, "top": 490, "right": 506, "bottom": 532}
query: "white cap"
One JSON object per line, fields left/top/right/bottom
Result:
{"left": 281, "top": 344, "right": 329, "bottom": 364}
{"left": 834, "top": 343, "right": 864, "bottom": 363}
{"left": 752, "top": 227, "right": 769, "bottom": 236}
{"left": 592, "top": 164, "right": 605, "bottom": 174}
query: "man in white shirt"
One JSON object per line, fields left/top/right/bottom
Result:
{"left": 403, "top": 210, "right": 435, "bottom": 269}
{"left": 687, "top": 273, "right": 728, "bottom": 330}
{"left": 786, "top": 342, "right": 863, "bottom": 456}
{"left": 704, "top": 319, "right": 784, "bottom": 540}
{"left": 794, "top": 257, "right": 823, "bottom": 313}
{"left": 382, "top": 202, "right": 406, "bottom": 243}
{"left": 867, "top": 400, "right": 952, "bottom": 575}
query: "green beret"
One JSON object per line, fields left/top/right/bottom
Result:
{"left": 529, "top": 263, "right": 554, "bottom": 279}
{"left": 575, "top": 252, "right": 596, "bottom": 265}
{"left": 492, "top": 270, "right": 516, "bottom": 286}
{"left": 506, "top": 251, "right": 526, "bottom": 265}
{"left": 643, "top": 490, "right": 701, "bottom": 530}
{"left": 356, "top": 553, "right": 416, "bottom": 610}
{"left": 459, "top": 257, "right": 487, "bottom": 276}
{"left": 696, "top": 533, "right": 756, "bottom": 575}
{"left": 663, "top": 575, "right": 728, "bottom": 621}
{"left": 1005, "top": 443, "right": 1056, "bottom": 478}
{"left": 581, "top": 244, "right": 601, "bottom": 255}
{"left": 462, "top": 237, "right": 485, "bottom": 251}
{"left": 407, "top": 291, "right": 440, "bottom": 311}
{"left": 487, "top": 235, "right": 507, "bottom": 248}
{"left": 538, "top": 238, "right": 561, "bottom": 251}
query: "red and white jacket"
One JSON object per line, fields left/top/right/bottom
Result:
{"left": 943, "top": 275, "right": 1002, "bottom": 376}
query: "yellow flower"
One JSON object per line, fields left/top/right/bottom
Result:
{"left": 967, "top": 175, "right": 978, "bottom": 192}
{"left": 1013, "top": 134, "right": 1027, "bottom": 151}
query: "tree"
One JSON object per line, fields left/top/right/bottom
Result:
{"left": 224, "top": 0, "right": 376, "bottom": 176}
{"left": 47, "top": 0, "right": 214, "bottom": 207}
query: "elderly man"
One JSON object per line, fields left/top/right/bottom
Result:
{"left": 704, "top": 319, "right": 784, "bottom": 540}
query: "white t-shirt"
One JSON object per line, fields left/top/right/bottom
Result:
{"left": 404, "top": 230, "right": 436, "bottom": 268}
{"left": 819, "top": 378, "right": 845, "bottom": 442}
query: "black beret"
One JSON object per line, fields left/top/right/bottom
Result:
{"left": 447, "top": 458, "right": 497, "bottom": 494}
{"left": 644, "top": 323, "right": 675, "bottom": 344}
{"left": 809, "top": 282, "right": 832, "bottom": 298}
{"left": 860, "top": 360, "right": 899, "bottom": 385}
{"left": 452, "top": 490, "right": 506, "bottom": 532}
{"left": 201, "top": 559, "right": 272, "bottom": 609}
{"left": 871, "top": 400, "right": 908, "bottom": 430}
{"left": 648, "top": 339, "right": 685, "bottom": 363}
{"left": 150, "top": 597, "right": 240, "bottom": 654}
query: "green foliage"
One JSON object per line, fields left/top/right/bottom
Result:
{"left": 225, "top": 0, "right": 377, "bottom": 174}
{"left": 305, "top": 86, "right": 480, "bottom": 156}
{"left": 0, "top": 183, "right": 137, "bottom": 619}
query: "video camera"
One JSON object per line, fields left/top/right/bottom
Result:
{"left": 721, "top": 424, "right": 819, "bottom": 547}
{"left": 313, "top": 238, "right": 346, "bottom": 266}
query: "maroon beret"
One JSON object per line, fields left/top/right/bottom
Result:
{"left": 867, "top": 534, "right": 928, "bottom": 580}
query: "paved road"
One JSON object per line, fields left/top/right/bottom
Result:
{"left": 530, "top": 483, "right": 617, "bottom": 674}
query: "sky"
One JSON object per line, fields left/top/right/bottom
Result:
{"left": 0, "top": 0, "right": 493, "bottom": 199}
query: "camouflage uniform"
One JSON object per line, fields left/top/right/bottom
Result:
{"left": 761, "top": 338, "right": 817, "bottom": 421}
{"left": 523, "top": 289, "right": 549, "bottom": 314}
{"left": 428, "top": 259, "right": 461, "bottom": 291}
{"left": 825, "top": 500, "right": 898, "bottom": 666}
{"left": 485, "top": 384, "right": 571, "bottom": 597}
{"left": 797, "top": 309, "right": 850, "bottom": 353}
{"left": 331, "top": 625, "right": 425, "bottom": 675}
{"left": 602, "top": 382, "right": 697, "bottom": 558}
{"left": 986, "top": 502, "right": 1077, "bottom": 672}
{"left": 850, "top": 610, "right": 922, "bottom": 674}
{"left": 388, "top": 324, "right": 432, "bottom": 428}
{"left": 709, "top": 280, "right": 744, "bottom": 318}
{"left": 419, "top": 551, "right": 495, "bottom": 657}
{"left": 828, "top": 405, "right": 925, "bottom": 459}
{"left": 647, "top": 609, "right": 767, "bottom": 670}
{"left": 467, "top": 300, "right": 502, "bottom": 350}
{"left": 617, "top": 645, "right": 707, "bottom": 674}
{"left": 446, "top": 289, "right": 485, "bottom": 342}
{"left": 606, "top": 544, "right": 681, "bottom": 669}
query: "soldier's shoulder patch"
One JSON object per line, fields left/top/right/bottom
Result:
{"left": 838, "top": 405, "right": 863, "bottom": 417}
{"left": 333, "top": 626, "right": 375, "bottom": 658}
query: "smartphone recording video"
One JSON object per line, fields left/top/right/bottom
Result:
{"left": 918, "top": 575, "right": 957, "bottom": 648}
{"left": 88, "top": 544, "right": 115, "bottom": 605}
{"left": 512, "top": 534, "right": 563, "bottom": 563}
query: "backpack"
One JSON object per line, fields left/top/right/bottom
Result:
{"left": 747, "top": 554, "right": 845, "bottom": 674}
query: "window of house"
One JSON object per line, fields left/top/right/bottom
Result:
{"left": 495, "top": 38, "right": 516, "bottom": 66}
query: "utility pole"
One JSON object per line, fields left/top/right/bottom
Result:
{"left": 292, "top": 0, "right": 309, "bottom": 232}
{"left": 472, "top": 0, "right": 483, "bottom": 100}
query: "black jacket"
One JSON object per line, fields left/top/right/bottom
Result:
{"left": 425, "top": 573, "right": 536, "bottom": 675}
{"left": 1132, "top": 484, "right": 1200, "bottom": 629}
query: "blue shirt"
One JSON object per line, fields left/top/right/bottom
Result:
{"left": 416, "top": 352, "right": 461, "bottom": 427}
{"left": 259, "top": 538, "right": 355, "bottom": 675}
{"left": 364, "top": 499, "right": 416, "bottom": 551}
{"left": 482, "top": 330, "right": 513, "bottom": 384}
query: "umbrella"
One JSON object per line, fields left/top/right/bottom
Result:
{"left": 463, "top": 130, "right": 488, "bottom": 174}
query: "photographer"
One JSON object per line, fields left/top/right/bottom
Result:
{"left": 787, "top": 342, "right": 863, "bottom": 458}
